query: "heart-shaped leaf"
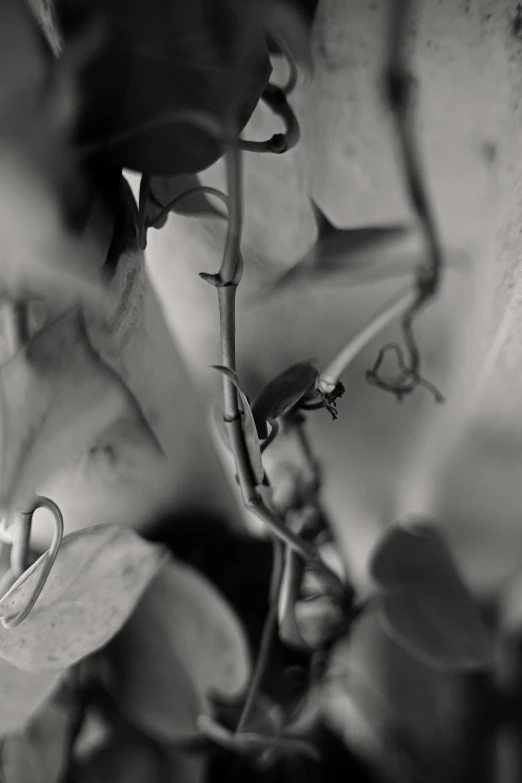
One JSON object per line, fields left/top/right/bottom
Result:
{"left": 212, "top": 365, "right": 264, "bottom": 484}
{"left": 370, "top": 524, "right": 494, "bottom": 670}
{"left": 105, "top": 558, "right": 251, "bottom": 742}
{"left": 370, "top": 522, "right": 455, "bottom": 587}
{"left": 0, "top": 525, "right": 167, "bottom": 671}
{"left": 148, "top": 175, "right": 227, "bottom": 224}
{"left": 0, "top": 307, "right": 164, "bottom": 518}
{"left": 320, "top": 608, "right": 472, "bottom": 782}
{"left": 2, "top": 682, "right": 78, "bottom": 783}
{"left": 57, "top": 0, "right": 272, "bottom": 175}
{"left": 251, "top": 362, "right": 318, "bottom": 438}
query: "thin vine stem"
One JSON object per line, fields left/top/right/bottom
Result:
{"left": 369, "top": 0, "right": 445, "bottom": 399}
{"left": 213, "top": 140, "right": 342, "bottom": 594}
{"left": 317, "top": 284, "right": 416, "bottom": 393}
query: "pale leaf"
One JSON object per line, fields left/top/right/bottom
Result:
{"left": 0, "top": 307, "right": 164, "bottom": 518}
{"left": 0, "top": 525, "right": 167, "bottom": 671}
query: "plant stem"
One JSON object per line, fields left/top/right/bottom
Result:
{"left": 214, "top": 145, "right": 342, "bottom": 595}
{"left": 236, "top": 538, "right": 285, "bottom": 734}
{"left": 318, "top": 284, "right": 416, "bottom": 392}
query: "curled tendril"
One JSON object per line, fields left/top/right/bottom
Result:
{"left": 239, "top": 83, "right": 300, "bottom": 154}
{"left": 365, "top": 342, "right": 444, "bottom": 403}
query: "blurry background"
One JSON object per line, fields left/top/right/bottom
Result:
{"left": 23, "top": 1, "right": 522, "bottom": 780}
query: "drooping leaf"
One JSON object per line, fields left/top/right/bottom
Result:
{"left": 0, "top": 525, "right": 167, "bottom": 671}
{"left": 105, "top": 558, "right": 251, "bottom": 743}
{"left": 2, "top": 681, "right": 79, "bottom": 783}
{"left": 148, "top": 175, "right": 227, "bottom": 224}
{"left": 212, "top": 365, "right": 264, "bottom": 484}
{"left": 251, "top": 362, "right": 318, "bottom": 438}
{"left": 370, "top": 523, "right": 494, "bottom": 670}
{"left": 0, "top": 307, "right": 164, "bottom": 518}
{"left": 57, "top": 0, "right": 272, "bottom": 175}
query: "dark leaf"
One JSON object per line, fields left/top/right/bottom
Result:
{"left": 105, "top": 559, "right": 251, "bottom": 742}
{"left": 370, "top": 522, "right": 455, "bottom": 587}
{"left": 212, "top": 365, "right": 264, "bottom": 485}
{"left": 57, "top": 0, "right": 272, "bottom": 175}
{"left": 321, "top": 608, "right": 474, "bottom": 782}
{"left": 0, "top": 525, "right": 167, "bottom": 671}
{"left": 148, "top": 175, "right": 227, "bottom": 224}
{"left": 251, "top": 362, "right": 318, "bottom": 438}
{"left": 370, "top": 524, "right": 494, "bottom": 670}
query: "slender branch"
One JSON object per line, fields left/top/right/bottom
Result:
{"left": 235, "top": 538, "right": 285, "bottom": 734}
{"left": 236, "top": 605, "right": 278, "bottom": 733}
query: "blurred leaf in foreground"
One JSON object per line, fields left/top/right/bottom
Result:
{"left": 57, "top": 0, "right": 272, "bottom": 175}
{"left": 0, "top": 1, "right": 109, "bottom": 307}
{"left": 370, "top": 523, "right": 494, "bottom": 670}
{"left": 0, "top": 525, "right": 167, "bottom": 671}
{"left": 321, "top": 608, "right": 473, "bottom": 783}
{"left": 105, "top": 558, "right": 251, "bottom": 743}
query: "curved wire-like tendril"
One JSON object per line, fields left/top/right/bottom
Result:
{"left": 0, "top": 496, "right": 64, "bottom": 629}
